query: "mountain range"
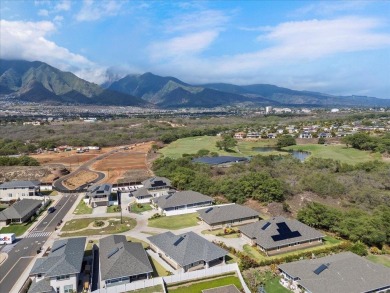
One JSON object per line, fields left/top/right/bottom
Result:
{"left": 1, "top": 59, "right": 389, "bottom": 108}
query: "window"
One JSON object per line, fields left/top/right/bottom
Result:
{"left": 56, "top": 288, "right": 60, "bottom": 293}
{"left": 8, "top": 194, "right": 12, "bottom": 197}
{"left": 64, "top": 285, "right": 73, "bottom": 293}
{"left": 56, "top": 275, "right": 70, "bottom": 280}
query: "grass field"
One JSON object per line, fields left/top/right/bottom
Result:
{"left": 284, "top": 144, "right": 382, "bottom": 164}
{"left": 61, "top": 217, "right": 136, "bottom": 237}
{"left": 0, "top": 222, "right": 32, "bottom": 236}
{"left": 130, "top": 203, "right": 153, "bottom": 214}
{"left": 168, "top": 275, "right": 242, "bottom": 293}
{"left": 366, "top": 254, "right": 390, "bottom": 268}
{"left": 160, "top": 136, "right": 282, "bottom": 158}
{"left": 73, "top": 199, "right": 93, "bottom": 214}
{"left": 148, "top": 213, "right": 199, "bottom": 230}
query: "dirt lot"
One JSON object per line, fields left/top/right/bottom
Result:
{"left": 91, "top": 142, "right": 153, "bottom": 183}
{"left": 31, "top": 151, "right": 101, "bottom": 170}
{"left": 62, "top": 170, "right": 99, "bottom": 189}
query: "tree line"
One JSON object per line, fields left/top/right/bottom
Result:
{"left": 0, "top": 156, "right": 40, "bottom": 166}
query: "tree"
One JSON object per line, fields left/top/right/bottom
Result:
{"left": 216, "top": 135, "right": 237, "bottom": 151}
{"left": 276, "top": 135, "right": 296, "bottom": 149}
{"left": 318, "top": 137, "right": 326, "bottom": 144}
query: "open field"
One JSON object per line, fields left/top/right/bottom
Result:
{"left": 63, "top": 170, "right": 98, "bottom": 189}
{"left": 91, "top": 142, "right": 152, "bottom": 183}
{"left": 284, "top": 144, "right": 383, "bottom": 164}
{"left": 148, "top": 213, "right": 199, "bottom": 230}
{"left": 159, "top": 136, "right": 282, "bottom": 158}
{"left": 366, "top": 254, "right": 390, "bottom": 268}
{"left": 31, "top": 150, "right": 102, "bottom": 169}
{"left": 168, "top": 275, "right": 242, "bottom": 293}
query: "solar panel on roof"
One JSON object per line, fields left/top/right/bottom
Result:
{"left": 313, "top": 263, "right": 329, "bottom": 275}
{"left": 165, "top": 194, "right": 173, "bottom": 200}
{"left": 174, "top": 236, "right": 185, "bottom": 246}
{"left": 205, "top": 207, "right": 213, "bottom": 213}
{"left": 104, "top": 185, "right": 110, "bottom": 191}
{"left": 261, "top": 222, "right": 271, "bottom": 230}
{"left": 271, "top": 222, "right": 302, "bottom": 242}
{"left": 151, "top": 180, "right": 166, "bottom": 187}
{"left": 52, "top": 243, "right": 66, "bottom": 253}
{"left": 107, "top": 247, "right": 119, "bottom": 258}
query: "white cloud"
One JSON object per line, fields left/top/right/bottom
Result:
{"left": 76, "top": 0, "right": 125, "bottom": 22}
{"left": 53, "top": 15, "right": 64, "bottom": 24}
{"left": 292, "top": 1, "right": 369, "bottom": 16}
{"left": 38, "top": 9, "right": 49, "bottom": 17}
{"left": 149, "top": 31, "right": 219, "bottom": 60}
{"left": 55, "top": 0, "right": 71, "bottom": 12}
{"left": 0, "top": 19, "right": 107, "bottom": 84}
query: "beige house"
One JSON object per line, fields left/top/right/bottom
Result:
{"left": 0, "top": 180, "right": 41, "bottom": 202}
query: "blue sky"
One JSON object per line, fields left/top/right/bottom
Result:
{"left": 1, "top": 0, "right": 389, "bottom": 98}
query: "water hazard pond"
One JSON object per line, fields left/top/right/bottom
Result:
{"left": 252, "top": 147, "right": 310, "bottom": 162}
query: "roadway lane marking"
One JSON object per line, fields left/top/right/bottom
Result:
{"left": 0, "top": 256, "right": 33, "bottom": 283}
{"left": 26, "top": 232, "right": 52, "bottom": 238}
{"left": 38, "top": 195, "right": 73, "bottom": 231}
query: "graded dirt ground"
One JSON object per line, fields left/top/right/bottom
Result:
{"left": 91, "top": 142, "right": 153, "bottom": 183}
{"left": 62, "top": 170, "right": 99, "bottom": 189}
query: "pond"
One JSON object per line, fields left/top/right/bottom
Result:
{"left": 252, "top": 147, "right": 310, "bottom": 162}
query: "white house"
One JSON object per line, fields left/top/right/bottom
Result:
{"left": 0, "top": 180, "right": 41, "bottom": 202}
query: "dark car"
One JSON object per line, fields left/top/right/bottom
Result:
{"left": 48, "top": 207, "right": 55, "bottom": 213}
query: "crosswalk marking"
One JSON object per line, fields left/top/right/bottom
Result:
{"left": 26, "top": 232, "right": 52, "bottom": 238}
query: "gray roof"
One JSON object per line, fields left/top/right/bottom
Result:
{"left": 132, "top": 187, "right": 152, "bottom": 198}
{"left": 142, "top": 177, "right": 171, "bottom": 189}
{"left": 240, "top": 216, "right": 324, "bottom": 250}
{"left": 99, "top": 235, "right": 153, "bottom": 281}
{"left": 148, "top": 231, "right": 227, "bottom": 267}
{"left": 198, "top": 204, "right": 259, "bottom": 225}
{"left": 27, "top": 279, "right": 55, "bottom": 293}
{"left": 279, "top": 252, "right": 390, "bottom": 293}
{"left": 153, "top": 190, "right": 213, "bottom": 210}
{"left": 0, "top": 199, "right": 42, "bottom": 220}
{"left": 88, "top": 184, "right": 112, "bottom": 197}
{"left": 0, "top": 180, "right": 40, "bottom": 189}
{"left": 193, "top": 156, "right": 248, "bottom": 165}
{"left": 202, "top": 285, "right": 241, "bottom": 293}
{"left": 30, "top": 237, "right": 86, "bottom": 278}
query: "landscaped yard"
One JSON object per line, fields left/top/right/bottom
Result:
{"left": 284, "top": 144, "right": 382, "bottom": 164}
{"left": 202, "top": 228, "right": 240, "bottom": 238}
{"left": 107, "top": 205, "right": 121, "bottom": 213}
{"left": 0, "top": 222, "right": 33, "bottom": 236}
{"left": 73, "top": 199, "right": 92, "bottom": 214}
{"left": 127, "top": 285, "right": 164, "bottom": 293}
{"left": 366, "top": 254, "right": 390, "bottom": 268}
{"left": 148, "top": 213, "right": 199, "bottom": 230}
{"left": 0, "top": 203, "right": 8, "bottom": 212}
{"left": 148, "top": 255, "right": 170, "bottom": 277}
{"left": 264, "top": 276, "right": 291, "bottom": 293}
{"left": 84, "top": 240, "right": 98, "bottom": 257}
{"left": 243, "top": 236, "right": 342, "bottom": 262}
{"left": 60, "top": 217, "right": 136, "bottom": 237}
{"left": 168, "top": 275, "right": 242, "bottom": 293}
{"left": 130, "top": 203, "right": 153, "bottom": 214}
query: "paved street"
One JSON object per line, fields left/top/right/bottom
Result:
{"left": 0, "top": 193, "right": 78, "bottom": 293}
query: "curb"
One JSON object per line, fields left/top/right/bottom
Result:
{"left": 0, "top": 252, "right": 8, "bottom": 265}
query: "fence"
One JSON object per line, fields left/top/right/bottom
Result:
{"left": 91, "top": 263, "right": 250, "bottom": 293}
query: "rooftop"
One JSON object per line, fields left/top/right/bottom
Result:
{"left": 99, "top": 235, "right": 153, "bottom": 281}
{"left": 192, "top": 156, "right": 248, "bottom": 165}
{"left": 198, "top": 204, "right": 258, "bottom": 225}
{"left": 0, "top": 180, "right": 40, "bottom": 189}
{"left": 279, "top": 252, "right": 390, "bottom": 293}
{"left": 142, "top": 177, "right": 171, "bottom": 189}
{"left": 0, "top": 199, "right": 42, "bottom": 220}
{"left": 148, "top": 231, "right": 227, "bottom": 267}
{"left": 153, "top": 190, "right": 213, "bottom": 210}
{"left": 240, "top": 216, "right": 324, "bottom": 249}
{"left": 132, "top": 187, "right": 152, "bottom": 198}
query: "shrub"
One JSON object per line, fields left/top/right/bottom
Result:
{"left": 149, "top": 213, "right": 162, "bottom": 220}
{"left": 370, "top": 246, "right": 381, "bottom": 255}
{"left": 349, "top": 241, "right": 368, "bottom": 256}
{"left": 94, "top": 220, "right": 104, "bottom": 227}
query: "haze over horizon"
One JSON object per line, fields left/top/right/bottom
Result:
{"left": 1, "top": 0, "right": 389, "bottom": 99}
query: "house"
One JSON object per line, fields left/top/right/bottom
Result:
{"left": 240, "top": 216, "right": 324, "bottom": 256}
{"left": 299, "top": 132, "right": 313, "bottom": 139}
{"left": 0, "top": 180, "right": 40, "bottom": 202}
{"left": 198, "top": 204, "right": 259, "bottom": 230}
{"left": 192, "top": 156, "right": 248, "bottom": 166}
{"left": 132, "top": 187, "right": 153, "bottom": 203}
{"left": 278, "top": 252, "right": 390, "bottom": 293}
{"left": 99, "top": 235, "right": 153, "bottom": 287}
{"left": 152, "top": 190, "right": 213, "bottom": 216}
{"left": 267, "top": 133, "right": 277, "bottom": 139}
{"left": 0, "top": 199, "right": 43, "bottom": 227}
{"left": 85, "top": 184, "right": 115, "bottom": 207}
{"left": 234, "top": 132, "right": 246, "bottom": 139}
{"left": 142, "top": 177, "right": 171, "bottom": 197}
{"left": 246, "top": 132, "right": 260, "bottom": 139}
{"left": 318, "top": 132, "right": 332, "bottom": 138}
{"left": 148, "top": 231, "right": 227, "bottom": 273}
{"left": 28, "top": 237, "right": 86, "bottom": 293}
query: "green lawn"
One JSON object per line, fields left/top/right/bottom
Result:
{"left": 160, "top": 136, "right": 285, "bottom": 158}
{"left": 0, "top": 204, "right": 8, "bottom": 212}
{"left": 243, "top": 236, "right": 342, "bottom": 262}
{"left": 61, "top": 217, "right": 136, "bottom": 237}
{"left": 130, "top": 203, "right": 153, "bottom": 214}
{"left": 284, "top": 144, "right": 382, "bottom": 164}
{"left": 265, "top": 276, "right": 291, "bottom": 293}
{"left": 0, "top": 222, "right": 32, "bottom": 236}
{"left": 148, "top": 255, "right": 170, "bottom": 277}
{"left": 366, "top": 254, "right": 390, "bottom": 268}
{"left": 168, "top": 275, "right": 242, "bottom": 293}
{"left": 127, "top": 285, "right": 163, "bottom": 293}
{"left": 73, "top": 199, "right": 92, "bottom": 214}
{"left": 202, "top": 229, "right": 240, "bottom": 238}
{"left": 107, "top": 205, "right": 121, "bottom": 213}
{"left": 148, "top": 213, "right": 199, "bottom": 230}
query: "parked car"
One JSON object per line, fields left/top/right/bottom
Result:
{"left": 48, "top": 207, "right": 55, "bottom": 213}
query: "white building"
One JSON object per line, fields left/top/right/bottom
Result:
{"left": 0, "top": 180, "right": 41, "bottom": 202}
